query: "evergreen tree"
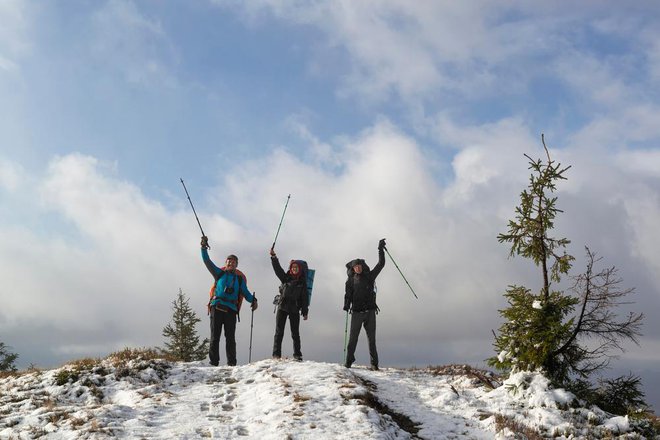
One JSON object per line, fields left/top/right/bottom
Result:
{"left": 489, "top": 136, "right": 575, "bottom": 379}
{"left": 0, "top": 340, "right": 18, "bottom": 372}
{"left": 161, "top": 289, "right": 209, "bottom": 362}
{"left": 489, "top": 136, "right": 644, "bottom": 413}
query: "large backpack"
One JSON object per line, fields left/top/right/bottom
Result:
{"left": 208, "top": 268, "right": 247, "bottom": 320}
{"left": 274, "top": 260, "right": 315, "bottom": 308}
{"left": 291, "top": 260, "right": 315, "bottom": 306}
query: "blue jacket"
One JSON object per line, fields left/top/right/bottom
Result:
{"left": 202, "top": 248, "right": 255, "bottom": 312}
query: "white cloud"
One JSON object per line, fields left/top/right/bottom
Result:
{"left": 2, "top": 129, "right": 659, "bottom": 372}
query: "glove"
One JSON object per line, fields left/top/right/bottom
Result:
{"left": 378, "top": 238, "right": 386, "bottom": 251}
{"left": 251, "top": 299, "right": 258, "bottom": 311}
{"left": 201, "top": 236, "right": 209, "bottom": 249}
{"left": 343, "top": 304, "right": 350, "bottom": 312}
{"left": 269, "top": 247, "right": 276, "bottom": 257}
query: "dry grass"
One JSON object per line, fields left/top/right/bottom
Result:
{"left": 107, "top": 347, "right": 165, "bottom": 365}
{"left": 427, "top": 364, "right": 502, "bottom": 390}
{"left": 494, "top": 413, "right": 544, "bottom": 440}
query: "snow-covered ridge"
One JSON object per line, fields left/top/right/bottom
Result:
{"left": 0, "top": 356, "right": 654, "bottom": 439}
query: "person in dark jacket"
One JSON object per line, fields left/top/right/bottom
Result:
{"left": 270, "top": 247, "right": 309, "bottom": 361}
{"left": 343, "top": 238, "right": 386, "bottom": 370}
{"left": 201, "top": 235, "right": 258, "bottom": 366}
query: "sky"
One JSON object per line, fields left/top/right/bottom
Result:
{"left": 1, "top": 0, "right": 660, "bottom": 410}
{"left": 0, "top": 358, "right": 637, "bottom": 438}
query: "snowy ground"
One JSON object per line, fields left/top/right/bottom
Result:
{"left": 0, "top": 356, "right": 653, "bottom": 439}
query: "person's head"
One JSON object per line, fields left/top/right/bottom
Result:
{"left": 225, "top": 254, "right": 238, "bottom": 270}
{"left": 346, "top": 258, "right": 368, "bottom": 277}
{"left": 289, "top": 261, "right": 301, "bottom": 277}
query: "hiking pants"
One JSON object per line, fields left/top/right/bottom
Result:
{"left": 272, "top": 309, "right": 302, "bottom": 358}
{"left": 209, "top": 307, "right": 237, "bottom": 366}
{"left": 345, "top": 309, "right": 378, "bottom": 368}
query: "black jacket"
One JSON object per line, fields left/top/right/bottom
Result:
{"left": 272, "top": 256, "right": 309, "bottom": 316}
{"left": 344, "top": 248, "right": 385, "bottom": 312}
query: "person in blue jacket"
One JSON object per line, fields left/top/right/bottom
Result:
{"left": 201, "top": 235, "right": 258, "bottom": 366}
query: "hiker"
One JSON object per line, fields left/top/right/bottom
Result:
{"left": 343, "top": 239, "right": 386, "bottom": 370}
{"left": 201, "top": 235, "right": 258, "bottom": 366}
{"left": 269, "top": 247, "right": 309, "bottom": 361}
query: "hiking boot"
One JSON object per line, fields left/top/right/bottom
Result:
{"left": 227, "top": 362, "right": 236, "bottom": 367}
{"left": 209, "top": 362, "right": 219, "bottom": 367}
{"left": 293, "top": 355, "right": 303, "bottom": 362}
{"left": 344, "top": 363, "right": 352, "bottom": 369}
{"left": 272, "top": 355, "right": 281, "bottom": 360}
{"left": 369, "top": 365, "right": 379, "bottom": 371}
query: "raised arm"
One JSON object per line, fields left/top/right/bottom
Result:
{"left": 370, "top": 239, "right": 386, "bottom": 279}
{"left": 201, "top": 238, "right": 223, "bottom": 279}
{"left": 270, "top": 252, "right": 288, "bottom": 283}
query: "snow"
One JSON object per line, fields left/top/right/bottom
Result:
{"left": 532, "top": 300, "right": 542, "bottom": 309}
{"left": 604, "top": 415, "right": 630, "bottom": 433}
{"left": 0, "top": 358, "right": 646, "bottom": 439}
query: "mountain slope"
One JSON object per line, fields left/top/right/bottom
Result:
{"left": 0, "top": 354, "right": 654, "bottom": 439}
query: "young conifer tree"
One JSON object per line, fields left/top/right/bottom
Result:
{"left": 489, "top": 137, "right": 645, "bottom": 411}
{"left": 161, "top": 289, "right": 209, "bottom": 362}
{"left": 0, "top": 341, "right": 18, "bottom": 372}
{"left": 489, "top": 136, "right": 575, "bottom": 379}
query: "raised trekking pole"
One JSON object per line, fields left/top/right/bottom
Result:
{"left": 343, "top": 310, "right": 349, "bottom": 365}
{"left": 271, "top": 194, "right": 291, "bottom": 250}
{"left": 180, "top": 178, "right": 208, "bottom": 247}
{"left": 384, "top": 247, "right": 419, "bottom": 299}
{"left": 249, "top": 293, "right": 256, "bottom": 363}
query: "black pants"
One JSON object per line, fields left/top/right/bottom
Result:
{"left": 272, "top": 309, "right": 302, "bottom": 358}
{"left": 345, "top": 309, "right": 378, "bottom": 368}
{"left": 209, "top": 306, "right": 237, "bottom": 366}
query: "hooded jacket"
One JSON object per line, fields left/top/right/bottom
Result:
{"left": 344, "top": 247, "right": 385, "bottom": 312}
{"left": 272, "top": 256, "right": 309, "bottom": 316}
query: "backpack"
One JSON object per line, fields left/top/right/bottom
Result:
{"left": 292, "top": 260, "right": 315, "bottom": 306}
{"left": 208, "top": 268, "right": 247, "bottom": 320}
{"left": 274, "top": 260, "right": 315, "bottom": 308}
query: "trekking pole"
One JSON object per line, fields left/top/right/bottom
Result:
{"left": 384, "top": 247, "right": 419, "bottom": 299}
{"left": 180, "top": 178, "right": 208, "bottom": 247}
{"left": 249, "top": 293, "right": 256, "bottom": 363}
{"left": 271, "top": 194, "right": 291, "bottom": 250}
{"left": 343, "top": 310, "right": 349, "bottom": 365}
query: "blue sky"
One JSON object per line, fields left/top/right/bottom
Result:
{"left": 2, "top": 1, "right": 660, "bottom": 410}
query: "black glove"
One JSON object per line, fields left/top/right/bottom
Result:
{"left": 378, "top": 238, "right": 386, "bottom": 251}
{"left": 343, "top": 303, "right": 350, "bottom": 312}
{"left": 251, "top": 299, "right": 258, "bottom": 311}
{"left": 201, "top": 236, "right": 209, "bottom": 249}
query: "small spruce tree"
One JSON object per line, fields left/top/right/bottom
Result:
{"left": 489, "top": 136, "right": 645, "bottom": 415}
{"left": 0, "top": 341, "right": 18, "bottom": 372}
{"left": 489, "top": 135, "right": 575, "bottom": 379}
{"left": 161, "top": 289, "right": 209, "bottom": 362}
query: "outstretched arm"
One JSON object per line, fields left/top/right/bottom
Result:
{"left": 201, "top": 246, "right": 223, "bottom": 278}
{"left": 371, "top": 239, "right": 386, "bottom": 279}
{"left": 270, "top": 253, "right": 288, "bottom": 283}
